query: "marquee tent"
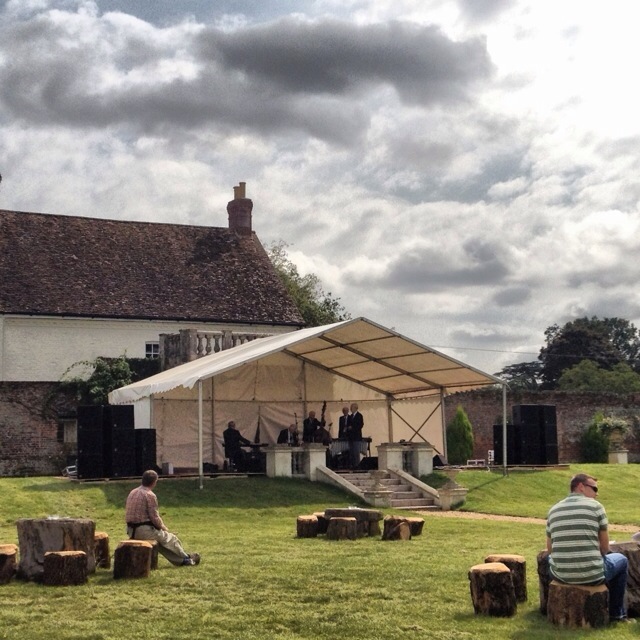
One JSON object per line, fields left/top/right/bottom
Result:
{"left": 109, "top": 317, "right": 507, "bottom": 483}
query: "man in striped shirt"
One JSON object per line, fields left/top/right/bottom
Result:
{"left": 125, "top": 469, "right": 200, "bottom": 566}
{"left": 546, "top": 473, "right": 628, "bottom": 621}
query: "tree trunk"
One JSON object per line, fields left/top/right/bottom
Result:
{"left": 325, "top": 508, "right": 383, "bottom": 538}
{"left": 468, "top": 562, "right": 517, "bottom": 617}
{"left": 43, "top": 551, "right": 87, "bottom": 586}
{"left": 547, "top": 580, "right": 609, "bottom": 628}
{"left": 406, "top": 517, "right": 425, "bottom": 537}
{"left": 382, "top": 516, "right": 411, "bottom": 541}
{"left": 296, "top": 516, "right": 319, "bottom": 538}
{"left": 0, "top": 544, "right": 18, "bottom": 584}
{"left": 326, "top": 517, "right": 357, "bottom": 541}
{"left": 94, "top": 532, "right": 110, "bottom": 570}
{"left": 16, "top": 518, "right": 96, "bottom": 582}
{"left": 484, "top": 553, "right": 527, "bottom": 602}
{"left": 312, "top": 512, "right": 329, "bottom": 535}
{"left": 113, "top": 540, "right": 152, "bottom": 579}
{"left": 611, "top": 541, "right": 640, "bottom": 617}
{"left": 537, "top": 550, "right": 551, "bottom": 614}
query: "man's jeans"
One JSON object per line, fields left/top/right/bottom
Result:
{"left": 604, "top": 552, "right": 628, "bottom": 620}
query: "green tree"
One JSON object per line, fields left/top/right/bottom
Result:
{"left": 558, "top": 360, "right": 640, "bottom": 393}
{"left": 494, "top": 361, "right": 542, "bottom": 390}
{"left": 446, "top": 405, "right": 474, "bottom": 465}
{"left": 539, "top": 317, "right": 640, "bottom": 388}
{"left": 61, "top": 356, "right": 133, "bottom": 405}
{"left": 580, "top": 422, "right": 609, "bottom": 463}
{"left": 268, "top": 241, "right": 350, "bottom": 327}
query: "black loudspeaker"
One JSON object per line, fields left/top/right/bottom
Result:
{"left": 493, "top": 424, "right": 522, "bottom": 465}
{"left": 105, "top": 428, "right": 136, "bottom": 478}
{"left": 511, "top": 405, "right": 558, "bottom": 465}
{"left": 77, "top": 406, "right": 105, "bottom": 478}
{"left": 135, "top": 429, "right": 157, "bottom": 475}
{"left": 103, "top": 405, "right": 134, "bottom": 431}
{"left": 433, "top": 454, "right": 448, "bottom": 467}
{"left": 358, "top": 456, "right": 378, "bottom": 470}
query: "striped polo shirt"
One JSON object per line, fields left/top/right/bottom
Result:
{"left": 546, "top": 492, "right": 607, "bottom": 584}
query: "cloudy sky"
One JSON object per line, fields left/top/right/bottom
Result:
{"left": 2, "top": 0, "right": 639, "bottom": 376}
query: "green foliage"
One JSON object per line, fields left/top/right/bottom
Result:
{"left": 539, "top": 316, "right": 640, "bottom": 389}
{"left": 446, "top": 405, "right": 474, "bottom": 465}
{"left": 580, "top": 423, "right": 609, "bottom": 463}
{"left": 61, "top": 355, "right": 134, "bottom": 405}
{"left": 494, "top": 360, "right": 542, "bottom": 389}
{"left": 558, "top": 359, "right": 640, "bottom": 392}
{"left": 268, "top": 240, "right": 350, "bottom": 327}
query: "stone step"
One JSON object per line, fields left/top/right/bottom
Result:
{"left": 389, "top": 498, "right": 434, "bottom": 508}
{"left": 388, "top": 491, "right": 417, "bottom": 500}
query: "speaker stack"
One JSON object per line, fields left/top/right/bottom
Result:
{"left": 493, "top": 405, "right": 558, "bottom": 466}
{"left": 76, "top": 405, "right": 156, "bottom": 479}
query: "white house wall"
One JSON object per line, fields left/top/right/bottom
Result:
{"left": 0, "top": 315, "right": 294, "bottom": 382}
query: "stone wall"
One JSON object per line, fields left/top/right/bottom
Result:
{"left": 0, "top": 382, "right": 77, "bottom": 476}
{"left": 444, "top": 389, "right": 640, "bottom": 464}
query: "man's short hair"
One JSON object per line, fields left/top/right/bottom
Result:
{"left": 141, "top": 469, "right": 158, "bottom": 487}
{"left": 228, "top": 421, "right": 235, "bottom": 428}
{"left": 570, "top": 473, "right": 597, "bottom": 492}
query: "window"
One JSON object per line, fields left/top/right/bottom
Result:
{"left": 58, "top": 419, "right": 78, "bottom": 444}
{"left": 145, "top": 342, "right": 159, "bottom": 359}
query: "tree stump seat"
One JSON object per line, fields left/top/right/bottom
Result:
{"left": 0, "top": 544, "right": 18, "bottom": 584}
{"left": 484, "top": 553, "right": 527, "bottom": 602}
{"left": 547, "top": 580, "right": 609, "bottom": 628}
{"left": 324, "top": 508, "right": 383, "bottom": 538}
{"left": 326, "top": 517, "right": 357, "bottom": 541}
{"left": 611, "top": 541, "right": 640, "bottom": 617}
{"left": 381, "top": 515, "right": 411, "bottom": 541}
{"left": 405, "top": 517, "right": 425, "bottom": 537}
{"left": 536, "top": 550, "right": 551, "bottom": 614}
{"left": 113, "top": 540, "right": 153, "bottom": 580}
{"left": 43, "top": 550, "right": 88, "bottom": 586}
{"left": 94, "top": 532, "right": 110, "bottom": 569}
{"left": 150, "top": 540, "right": 159, "bottom": 570}
{"left": 297, "top": 515, "right": 319, "bottom": 538}
{"left": 468, "top": 562, "right": 517, "bottom": 617}
{"left": 312, "top": 512, "right": 330, "bottom": 535}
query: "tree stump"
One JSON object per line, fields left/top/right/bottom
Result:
{"left": 325, "top": 508, "right": 383, "bottom": 538}
{"left": 537, "top": 550, "right": 551, "bottom": 614}
{"left": 484, "top": 553, "right": 527, "bottom": 602}
{"left": 547, "top": 580, "right": 609, "bottom": 628}
{"left": 468, "top": 562, "right": 517, "bottom": 617}
{"left": 94, "top": 532, "right": 110, "bottom": 569}
{"left": 406, "top": 517, "right": 425, "bottom": 537}
{"left": 0, "top": 544, "right": 18, "bottom": 584}
{"left": 611, "top": 541, "right": 640, "bottom": 617}
{"left": 296, "top": 515, "right": 319, "bottom": 538}
{"left": 313, "top": 512, "right": 329, "bottom": 535}
{"left": 381, "top": 516, "right": 411, "bottom": 541}
{"left": 16, "top": 518, "right": 96, "bottom": 581}
{"left": 43, "top": 551, "right": 88, "bottom": 586}
{"left": 150, "top": 541, "right": 159, "bottom": 570}
{"left": 113, "top": 540, "right": 152, "bottom": 580}
{"left": 326, "top": 517, "right": 357, "bottom": 541}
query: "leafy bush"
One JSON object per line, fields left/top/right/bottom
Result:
{"left": 580, "top": 423, "right": 609, "bottom": 462}
{"left": 446, "top": 405, "right": 474, "bottom": 465}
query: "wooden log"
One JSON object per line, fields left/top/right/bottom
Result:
{"left": 43, "top": 551, "right": 87, "bottom": 586}
{"left": 326, "top": 517, "right": 357, "bottom": 541}
{"left": 94, "top": 532, "right": 110, "bottom": 569}
{"left": 312, "top": 512, "right": 329, "bottom": 535}
{"left": 381, "top": 515, "right": 411, "bottom": 541}
{"left": 468, "top": 562, "right": 517, "bottom": 617}
{"left": 406, "top": 517, "right": 425, "bottom": 537}
{"left": 0, "top": 544, "right": 18, "bottom": 585}
{"left": 16, "top": 518, "right": 96, "bottom": 581}
{"left": 547, "top": 580, "right": 609, "bottom": 628}
{"left": 611, "top": 541, "right": 640, "bottom": 617}
{"left": 537, "top": 550, "right": 551, "bottom": 614}
{"left": 484, "top": 553, "right": 527, "bottom": 602}
{"left": 296, "top": 515, "right": 319, "bottom": 538}
{"left": 367, "top": 519, "right": 382, "bottom": 537}
{"left": 150, "top": 540, "right": 159, "bottom": 570}
{"left": 324, "top": 508, "right": 383, "bottom": 538}
{"left": 113, "top": 540, "right": 152, "bottom": 580}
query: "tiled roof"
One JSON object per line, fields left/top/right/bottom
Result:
{"left": 0, "top": 209, "right": 304, "bottom": 326}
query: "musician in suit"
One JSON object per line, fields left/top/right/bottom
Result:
{"left": 302, "top": 410, "right": 321, "bottom": 443}
{"left": 277, "top": 424, "right": 299, "bottom": 446}
{"left": 223, "top": 421, "right": 251, "bottom": 471}
{"left": 338, "top": 405, "right": 350, "bottom": 439}
{"left": 347, "top": 403, "right": 364, "bottom": 469}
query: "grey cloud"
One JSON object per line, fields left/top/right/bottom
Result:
{"left": 199, "top": 18, "right": 493, "bottom": 105}
{"left": 492, "top": 286, "right": 531, "bottom": 307}
{"left": 457, "top": 0, "right": 514, "bottom": 22}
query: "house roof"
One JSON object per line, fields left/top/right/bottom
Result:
{"left": 0, "top": 209, "right": 304, "bottom": 326}
{"left": 109, "top": 316, "right": 505, "bottom": 404}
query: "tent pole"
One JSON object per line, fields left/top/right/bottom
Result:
{"left": 198, "top": 380, "right": 203, "bottom": 490}
{"left": 386, "top": 397, "right": 393, "bottom": 442}
{"left": 502, "top": 384, "right": 508, "bottom": 477}
{"left": 440, "top": 389, "right": 447, "bottom": 461}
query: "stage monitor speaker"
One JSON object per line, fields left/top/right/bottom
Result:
{"left": 104, "top": 428, "right": 136, "bottom": 478}
{"left": 135, "top": 429, "right": 157, "bottom": 475}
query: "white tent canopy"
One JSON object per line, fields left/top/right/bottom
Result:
{"left": 109, "top": 317, "right": 507, "bottom": 480}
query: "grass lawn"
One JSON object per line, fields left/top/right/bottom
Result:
{"left": 0, "top": 466, "right": 637, "bottom": 639}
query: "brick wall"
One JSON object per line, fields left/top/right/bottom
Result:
{"left": 0, "top": 382, "right": 77, "bottom": 476}
{"left": 444, "top": 389, "right": 640, "bottom": 464}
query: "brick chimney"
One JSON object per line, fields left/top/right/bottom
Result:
{"left": 227, "top": 181, "right": 253, "bottom": 235}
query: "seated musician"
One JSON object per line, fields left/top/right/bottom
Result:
{"left": 313, "top": 423, "right": 332, "bottom": 446}
{"left": 223, "top": 420, "right": 251, "bottom": 471}
{"left": 302, "top": 410, "right": 321, "bottom": 443}
{"left": 277, "top": 424, "right": 300, "bottom": 446}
